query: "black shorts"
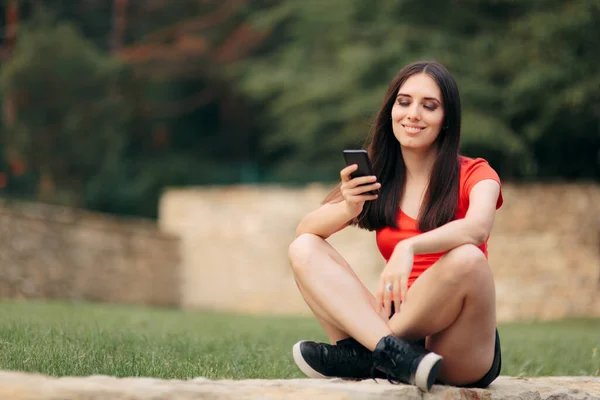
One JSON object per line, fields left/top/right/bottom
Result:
{"left": 411, "top": 330, "right": 501, "bottom": 388}
{"left": 388, "top": 305, "right": 501, "bottom": 388}
{"left": 458, "top": 329, "right": 501, "bottom": 388}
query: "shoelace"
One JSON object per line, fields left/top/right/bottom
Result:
{"left": 369, "top": 364, "right": 400, "bottom": 385}
{"left": 370, "top": 337, "right": 403, "bottom": 385}
{"left": 335, "top": 345, "right": 371, "bottom": 367}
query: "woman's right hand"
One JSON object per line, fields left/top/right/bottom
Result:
{"left": 340, "top": 164, "right": 381, "bottom": 218}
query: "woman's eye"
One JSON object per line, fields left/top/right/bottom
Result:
{"left": 398, "top": 101, "right": 410, "bottom": 106}
{"left": 424, "top": 104, "right": 438, "bottom": 111}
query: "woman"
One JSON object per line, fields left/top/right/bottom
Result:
{"left": 287, "top": 61, "right": 503, "bottom": 392}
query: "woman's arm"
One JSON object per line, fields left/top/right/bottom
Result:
{"left": 296, "top": 164, "right": 380, "bottom": 239}
{"left": 295, "top": 201, "right": 356, "bottom": 239}
{"left": 397, "top": 180, "right": 501, "bottom": 255}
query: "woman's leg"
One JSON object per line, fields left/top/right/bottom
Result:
{"left": 388, "top": 244, "right": 497, "bottom": 386}
{"left": 292, "top": 277, "right": 348, "bottom": 343}
{"left": 288, "top": 233, "right": 391, "bottom": 350}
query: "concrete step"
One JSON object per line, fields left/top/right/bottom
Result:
{"left": 0, "top": 371, "right": 598, "bottom": 399}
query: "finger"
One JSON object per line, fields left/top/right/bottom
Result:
{"left": 393, "top": 279, "right": 402, "bottom": 315}
{"left": 347, "top": 182, "right": 381, "bottom": 195}
{"left": 348, "top": 175, "right": 378, "bottom": 188}
{"left": 384, "top": 297, "right": 392, "bottom": 319}
{"left": 383, "top": 282, "right": 392, "bottom": 318}
{"left": 340, "top": 164, "right": 358, "bottom": 181}
{"left": 376, "top": 277, "right": 387, "bottom": 314}
{"left": 400, "top": 276, "right": 409, "bottom": 303}
{"left": 379, "top": 303, "right": 390, "bottom": 320}
{"left": 347, "top": 194, "right": 379, "bottom": 203}
{"left": 365, "top": 194, "right": 379, "bottom": 202}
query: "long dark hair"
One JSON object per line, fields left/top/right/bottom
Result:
{"left": 323, "top": 61, "right": 461, "bottom": 232}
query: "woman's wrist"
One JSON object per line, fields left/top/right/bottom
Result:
{"left": 393, "top": 240, "right": 414, "bottom": 257}
{"left": 340, "top": 200, "right": 361, "bottom": 220}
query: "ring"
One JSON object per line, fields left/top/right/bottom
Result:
{"left": 385, "top": 283, "right": 392, "bottom": 292}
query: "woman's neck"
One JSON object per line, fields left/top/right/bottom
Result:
{"left": 401, "top": 146, "right": 438, "bottom": 182}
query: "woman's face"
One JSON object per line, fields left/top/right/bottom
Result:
{"left": 391, "top": 73, "right": 445, "bottom": 151}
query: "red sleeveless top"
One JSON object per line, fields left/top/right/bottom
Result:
{"left": 375, "top": 156, "right": 503, "bottom": 290}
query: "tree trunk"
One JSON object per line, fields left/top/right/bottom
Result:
{"left": 110, "top": 0, "right": 128, "bottom": 52}
{"left": 38, "top": 169, "right": 55, "bottom": 203}
{"left": 4, "top": 0, "right": 18, "bottom": 54}
{"left": 2, "top": 0, "right": 19, "bottom": 126}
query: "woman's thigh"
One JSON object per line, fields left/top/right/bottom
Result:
{"left": 290, "top": 234, "right": 388, "bottom": 321}
{"left": 407, "top": 245, "right": 497, "bottom": 385}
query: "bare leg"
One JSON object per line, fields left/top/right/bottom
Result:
{"left": 293, "top": 275, "right": 348, "bottom": 343}
{"left": 388, "top": 244, "right": 497, "bottom": 385}
{"left": 288, "top": 233, "right": 391, "bottom": 350}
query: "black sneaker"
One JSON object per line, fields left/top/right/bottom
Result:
{"left": 292, "top": 337, "right": 382, "bottom": 380}
{"left": 372, "top": 334, "right": 443, "bottom": 392}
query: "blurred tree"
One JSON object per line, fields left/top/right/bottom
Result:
{"left": 0, "top": 15, "right": 130, "bottom": 205}
{"left": 234, "top": 0, "right": 599, "bottom": 182}
{"left": 1, "top": 0, "right": 19, "bottom": 61}
{"left": 83, "top": 0, "right": 271, "bottom": 216}
{"left": 61, "top": 0, "right": 271, "bottom": 217}
{"left": 486, "top": 0, "right": 600, "bottom": 180}
{"left": 110, "top": 0, "right": 127, "bottom": 52}
{"left": 0, "top": 1, "right": 271, "bottom": 216}
{"left": 1, "top": 0, "right": 597, "bottom": 220}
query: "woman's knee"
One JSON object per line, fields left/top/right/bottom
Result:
{"left": 288, "top": 233, "right": 325, "bottom": 273}
{"left": 440, "top": 244, "right": 489, "bottom": 285}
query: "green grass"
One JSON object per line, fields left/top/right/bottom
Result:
{"left": 0, "top": 299, "right": 598, "bottom": 379}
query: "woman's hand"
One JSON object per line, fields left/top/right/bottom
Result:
{"left": 377, "top": 242, "right": 414, "bottom": 317}
{"left": 340, "top": 164, "right": 380, "bottom": 218}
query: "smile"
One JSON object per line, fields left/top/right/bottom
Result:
{"left": 402, "top": 124, "right": 425, "bottom": 133}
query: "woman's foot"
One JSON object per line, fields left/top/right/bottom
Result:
{"left": 372, "top": 334, "right": 443, "bottom": 392}
{"left": 293, "top": 337, "right": 383, "bottom": 380}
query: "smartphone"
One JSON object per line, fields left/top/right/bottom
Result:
{"left": 342, "top": 149, "right": 378, "bottom": 195}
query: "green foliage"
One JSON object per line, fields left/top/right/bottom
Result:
{"left": 234, "top": 0, "right": 599, "bottom": 182}
{"left": 0, "top": 1, "right": 597, "bottom": 218}
{"left": 0, "top": 15, "right": 131, "bottom": 202}
{"left": 490, "top": 0, "right": 600, "bottom": 179}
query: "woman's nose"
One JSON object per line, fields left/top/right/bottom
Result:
{"left": 407, "top": 104, "right": 421, "bottom": 120}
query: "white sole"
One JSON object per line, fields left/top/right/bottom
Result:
{"left": 292, "top": 341, "right": 328, "bottom": 379}
{"left": 414, "top": 352, "right": 443, "bottom": 391}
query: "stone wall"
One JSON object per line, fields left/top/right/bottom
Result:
{"left": 0, "top": 200, "right": 181, "bottom": 307}
{"left": 158, "top": 183, "right": 600, "bottom": 322}
{"left": 1, "top": 183, "right": 598, "bottom": 321}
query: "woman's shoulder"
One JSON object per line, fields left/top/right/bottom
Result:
{"left": 459, "top": 155, "right": 493, "bottom": 169}
{"left": 458, "top": 155, "right": 499, "bottom": 179}
{"left": 457, "top": 155, "right": 503, "bottom": 208}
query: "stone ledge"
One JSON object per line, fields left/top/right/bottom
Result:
{"left": 0, "top": 371, "right": 598, "bottom": 399}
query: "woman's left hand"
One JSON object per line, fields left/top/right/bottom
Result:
{"left": 376, "top": 242, "right": 414, "bottom": 317}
